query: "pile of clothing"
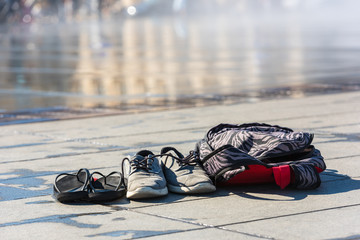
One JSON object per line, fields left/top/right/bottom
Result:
{"left": 53, "top": 123, "right": 326, "bottom": 203}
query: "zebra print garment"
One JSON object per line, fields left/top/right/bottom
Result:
{"left": 195, "top": 123, "right": 326, "bottom": 189}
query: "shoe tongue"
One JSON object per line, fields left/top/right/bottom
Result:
{"left": 147, "top": 155, "right": 161, "bottom": 172}
{"left": 132, "top": 154, "right": 157, "bottom": 170}
{"left": 146, "top": 154, "right": 156, "bottom": 164}
{"left": 137, "top": 150, "right": 154, "bottom": 157}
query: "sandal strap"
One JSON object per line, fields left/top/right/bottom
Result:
{"left": 88, "top": 171, "right": 124, "bottom": 192}
{"left": 53, "top": 168, "right": 90, "bottom": 193}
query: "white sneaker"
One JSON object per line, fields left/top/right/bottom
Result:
{"left": 122, "top": 150, "right": 168, "bottom": 199}
{"left": 161, "top": 147, "right": 216, "bottom": 194}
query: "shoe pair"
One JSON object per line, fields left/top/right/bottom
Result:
{"left": 53, "top": 169, "right": 126, "bottom": 203}
{"left": 121, "top": 148, "right": 216, "bottom": 199}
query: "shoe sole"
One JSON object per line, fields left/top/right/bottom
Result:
{"left": 55, "top": 191, "right": 89, "bottom": 203}
{"left": 126, "top": 187, "right": 168, "bottom": 199}
{"left": 167, "top": 182, "right": 216, "bottom": 194}
{"left": 88, "top": 189, "right": 126, "bottom": 202}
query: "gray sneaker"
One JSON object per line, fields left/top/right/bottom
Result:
{"left": 122, "top": 150, "right": 168, "bottom": 199}
{"left": 161, "top": 147, "right": 216, "bottom": 194}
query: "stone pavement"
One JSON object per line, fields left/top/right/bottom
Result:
{"left": 0, "top": 91, "right": 360, "bottom": 240}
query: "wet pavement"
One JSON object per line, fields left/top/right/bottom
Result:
{"left": 1, "top": 2, "right": 360, "bottom": 239}
{"left": 1, "top": 90, "right": 360, "bottom": 239}
{"left": 1, "top": 1, "right": 360, "bottom": 124}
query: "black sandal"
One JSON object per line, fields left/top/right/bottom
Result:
{"left": 88, "top": 171, "right": 126, "bottom": 202}
{"left": 53, "top": 168, "right": 90, "bottom": 203}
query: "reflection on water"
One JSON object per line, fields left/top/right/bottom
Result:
{"left": 1, "top": 0, "right": 360, "bottom": 113}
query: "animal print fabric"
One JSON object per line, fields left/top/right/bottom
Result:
{"left": 195, "top": 123, "right": 326, "bottom": 189}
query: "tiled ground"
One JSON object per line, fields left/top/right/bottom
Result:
{"left": 0, "top": 91, "right": 360, "bottom": 239}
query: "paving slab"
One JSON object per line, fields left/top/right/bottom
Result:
{"left": 0, "top": 197, "right": 204, "bottom": 240}
{"left": 0, "top": 91, "right": 360, "bottom": 239}
{"left": 225, "top": 202, "right": 360, "bottom": 240}
{"left": 142, "top": 227, "right": 263, "bottom": 240}
{"left": 131, "top": 177, "right": 360, "bottom": 225}
{"left": 1, "top": 92, "right": 359, "bottom": 140}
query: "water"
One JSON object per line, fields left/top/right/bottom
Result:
{"left": 1, "top": 0, "right": 360, "bottom": 123}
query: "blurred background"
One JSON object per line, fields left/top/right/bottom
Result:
{"left": 0, "top": 0, "right": 360, "bottom": 123}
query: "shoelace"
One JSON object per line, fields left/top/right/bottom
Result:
{"left": 131, "top": 156, "right": 156, "bottom": 171}
{"left": 162, "top": 151, "right": 199, "bottom": 166}
{"left": 122, "top": 151, "right": 200, "bottom": 174}
{"left": 122, "top": 155, "right": 160, "bottom": 174}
